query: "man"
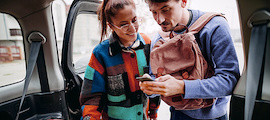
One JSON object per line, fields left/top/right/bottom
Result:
{"left": 139, "top": 0, "right": 240, "bottom": 119}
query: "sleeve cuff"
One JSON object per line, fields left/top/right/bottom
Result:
{"left": 183, "top": 79, "right": 201, "bottom": 99}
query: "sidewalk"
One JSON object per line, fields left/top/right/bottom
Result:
{"left": 0, "top": 60, "right": 25, "bottom": 85}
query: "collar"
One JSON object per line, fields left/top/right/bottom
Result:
{"left": 109, "top": 32, "right": 146, "bottom": 56}
{"left": 174, "top": 9, "right": 193, "bottom": 34}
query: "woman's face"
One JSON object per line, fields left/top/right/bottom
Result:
{"left": 109, "top": 5, "right": 138, "bottom": 46}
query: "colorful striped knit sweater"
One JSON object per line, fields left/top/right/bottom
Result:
{"left": 80, "top": 33, "right": 160, "bottom": 120}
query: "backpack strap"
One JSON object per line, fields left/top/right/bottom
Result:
{"left": 140, "top": 33, "right": 151, "bottom": 73}
{"left": 189, "top": 12, "right": 225, "bottom": 34}
{"left": 158, "top": 12, "right": 225, "bottom": 40}
{"left": 140, "top": 33, "right": 151, "bottom": 44}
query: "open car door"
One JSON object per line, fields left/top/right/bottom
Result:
{"left": 61, "top": 0, "right": 101, "bottom": 119}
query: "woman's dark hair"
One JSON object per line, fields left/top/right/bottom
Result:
{"left": 97, "top": 0, "right": 136, "bottom": 42}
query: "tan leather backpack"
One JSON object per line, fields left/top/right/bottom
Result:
{"left": 150, "top": 13, "right": 224, "bottom": 110}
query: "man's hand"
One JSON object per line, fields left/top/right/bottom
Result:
{"left": 139, "top": 74, "right": 185, "bottom": 97}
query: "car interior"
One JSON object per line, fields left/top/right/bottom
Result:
{"left": 229, "top": 0, "right": 270, "bottom": 119}
{"left": 0, "top": 0, "right": 269, "bottom": 120}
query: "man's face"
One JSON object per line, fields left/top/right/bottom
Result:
{"left": 148, "top": 0, "right": 183, "bottom": 32}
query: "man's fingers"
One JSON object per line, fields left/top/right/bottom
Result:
{"left": 140, "top": 81, "right": 166, "bottom": 95}
{"left": 143, "top": 88, "right": 166, "bottom": 95}
{"left": 155, "top": 74, "right": 171, "bottom": 82}
{"left": 141, "top": 81, "right": 166, "bottom": 88}
{"left": 141, "top": 82, "right": 166, "bottom": 92}
{"left": 142, "top": 74, "right": 151, "bottom": 78}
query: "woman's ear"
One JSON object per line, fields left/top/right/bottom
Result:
{"left": 107, "top": 22, "right": 114, "bottom": 31}
{"left": 107, "top": 22, "right": 112, "bottom": 29}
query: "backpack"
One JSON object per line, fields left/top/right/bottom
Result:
{"left": 150, "top": 12, "right": 224, "bottom": 110}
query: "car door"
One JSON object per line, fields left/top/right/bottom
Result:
{"left": 61, "top": 0, "right": 101, "bottom": 119}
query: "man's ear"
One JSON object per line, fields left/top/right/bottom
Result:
{"left": 181, "top": 0, "right": 187, "bottom": 8}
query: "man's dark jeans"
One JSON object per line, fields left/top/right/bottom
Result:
{"left": 170, "top": 107, "right": 228, "bottom": 120}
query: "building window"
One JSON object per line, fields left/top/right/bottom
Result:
{"left": 9, "top": 29, "right": 22, "bottom": 36}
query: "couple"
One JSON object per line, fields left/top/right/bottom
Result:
{"left": 79, "top": 0, "right": 240, "bottom": 120}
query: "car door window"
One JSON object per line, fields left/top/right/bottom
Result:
{"left": 52, "top": 0, "right": 68, "bottom": 62}
{"left": 72, "top": 13, "right": 100, "bottom": 75}
{"left": 0, "top": 13, "right": 25, "bottom": 87}
{"left": 53, "top": 0, "right": 101, "bottom": 76}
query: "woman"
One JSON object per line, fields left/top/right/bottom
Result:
{"left": 79, "top": 0, "right": 160, "bottom": 120}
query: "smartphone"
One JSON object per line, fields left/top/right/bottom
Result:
{"left": 136, "top": 77, "right": 154, "bottom": 82}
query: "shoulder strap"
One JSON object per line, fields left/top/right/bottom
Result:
{"left": 158, "top": 12, "right": 225, "bottom": 40}
{"left": 140, "top": 33, "right": 151, "bottom": 73}
{"left": 16, "top": 32, "right": 45, "bottom": 120}
{"left": 140, "top": 33, "right": 151, "bottom": 44}
{"left": 189, "top": 12, "right": 225, "bottom": 34}
{"left": 16, "top": 41, "right": 42, "bottom": 120}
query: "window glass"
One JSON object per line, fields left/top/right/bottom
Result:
{"left": 52, "top": 0, "right": 67, "bottom": 61}
{"left": 52, "top": 0, "right": 101, "bottom": 72}
{"left": 0, "top": 13, "right": 25, "bottom": 86}
{"left": 72, "top": 13, "right": 101, "bottom": 74}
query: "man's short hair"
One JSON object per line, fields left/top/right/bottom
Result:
{"left": 145, "top": 0, "right": 179, "bottom": 3}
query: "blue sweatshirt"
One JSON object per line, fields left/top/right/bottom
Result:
{"left": 150, "top": 9, "right": 240, "bottom": 119}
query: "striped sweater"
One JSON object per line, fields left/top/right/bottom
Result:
{"left": 80, "top": 32, "right": 160, "bottom": 120}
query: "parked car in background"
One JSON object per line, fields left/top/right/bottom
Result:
{"left": 0, "top": 0, "right": 269, "bottom": 119}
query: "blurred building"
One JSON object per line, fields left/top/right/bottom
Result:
{"left": 0, "top": 0, "right": 67, "bottom": 62}
{"left": 0, "top": 13, "right": 24, "bottom": 62}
